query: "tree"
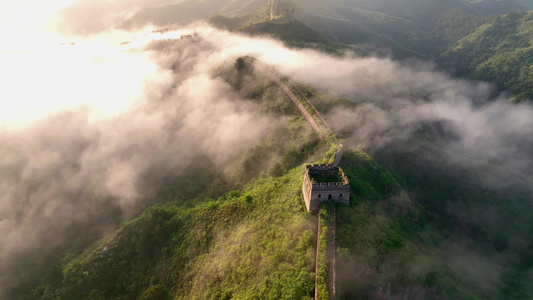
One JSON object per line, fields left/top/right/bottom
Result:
{"left": 139, "top": 285, "right": 171, "bottom": 300}
{"left": 234, "top": 57, "right": 246, "bottom": 71}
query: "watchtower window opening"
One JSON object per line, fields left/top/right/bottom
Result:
{"left": 339, "top": 194, "right": 343, "bottom": 197}
{"left": 318, "top": 194, "right": 321, "bottom": 198}
{"left": 328, "top": 194, "right": 332, "bottom": 200}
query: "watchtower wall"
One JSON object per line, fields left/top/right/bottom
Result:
{"left": 307, "top": 164, "right": 339, "bottom": 178}
{"left": 302, "top": 164, "right": 350, "bottom": 211}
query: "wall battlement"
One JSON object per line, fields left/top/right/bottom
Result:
{"left": 302, "top": 164, "right": 350, "bottom": 211}
{"left": 309, "top": 164, "right": 336, "bottom": 170}
{"left": 313, "top": 182, "right": 346, "bottom": 188}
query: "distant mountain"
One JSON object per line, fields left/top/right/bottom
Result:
{"left": 282, "top": 1, "right": 442, "bottom": 58}
{"left": 243, "top": 0, "right": 533, "bottom": 101}
{"left": 296, "top": 0, "right": 478, "bottom": 26}
{"left": 440, "top": 11, "right": 533, "bottom": 101}
{"left": 120, "top": 0, "right": 269, "bottom": 29}
{"left": 120, "top": 0, "right": 532, "bottom": 30}
{"left": 122, "top": 0, "right": 533, "bottom": 100}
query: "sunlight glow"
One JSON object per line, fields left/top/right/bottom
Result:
{"left": 0, "top": 1, "right": 170, "bottom": 129}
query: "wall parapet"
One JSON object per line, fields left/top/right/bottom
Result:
{"left": 313, "top": 182, "right": 349, "bottom": 189}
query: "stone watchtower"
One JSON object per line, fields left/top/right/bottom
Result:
{"left": 302, "top": 146, "right": 350, "bottom": 211}
{"left": 302, "top": 164, "right": 350, "bottom": 211}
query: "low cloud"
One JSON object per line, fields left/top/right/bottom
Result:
{"left": 0, "top": 25, "right": 279, "bottom": 287}
{"left": 320, "top": 63, "right": 533, "bottom": 177}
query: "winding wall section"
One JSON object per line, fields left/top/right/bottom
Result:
{"left": 270, "top": 0, "right": 278, "bottom": 20}
{"left": 250, "top": 57, "right": 339, "bottom": 300}
{"left": 251, "top": 59, "right": 328, "bottom": 139}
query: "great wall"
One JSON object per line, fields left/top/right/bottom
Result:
{"left": 270, "top": 0, "right": 277, "bottom": 21}
{"left": 248, "top": 56, "right": 349, "bottom": 300}
{"left": 303, "top": 162, "right": 350, "bottom": 211}
{"left": 270, "top": 0, "right": 295, "bottom": 24}
{"left": 252, "top": 59, "right": 327, "bottom": 139}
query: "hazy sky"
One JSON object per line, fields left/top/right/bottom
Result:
{"left": 0, "top": 1, "right": 76, "bottom": 45}
{"left": 0, "top": 1, "right": 161, "bottom": 128}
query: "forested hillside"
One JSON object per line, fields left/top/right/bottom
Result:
{"left": 440, "top": 11, "right": 533, "bottom": 101}
{"left": 281, "top": 0, "right": 533, "bottom": 101}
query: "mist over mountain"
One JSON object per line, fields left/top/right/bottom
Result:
{"left": 2, "top": 0, "right": 533, "bottom": 299}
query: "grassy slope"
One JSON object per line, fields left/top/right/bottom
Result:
{"left": 50, "top": 167, "right": 316, "bottom": 300}
{"left": 28, "top": 145, "right": 433, "bottom": 300}
{"left": 18, "top": 67, "right": 412, "bottom": 298}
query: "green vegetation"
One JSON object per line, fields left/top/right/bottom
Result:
{"left": 25, "top": 168, "right": 315, "bottom": 300}
{"left": 139, "top": 285, "right": 171, "bottom": 300}
{"left": 290, "top": 82, "right": 357, "bottom": 114}
{"left": 281, "top": 78, "right": 332, "bottom": 136}
{"left": 433, "top": 9, "right": 495, "bottom": 42}
{"left": 336, "top": 148, "right": 482, "bottom": 298}
{"left": 204, "top": 0, "right": 532, "bottom": 101}
{"left": 214, "top": 58, "right": 328, "bottom": 182}
{"left": 441, "top": 11, "right": 533, "bottom": 101}
{"left": 18, "top": 143, "right": 442, "bottom": 300}
{"left": 311, "top": 174, "right": 339, "bottom": 183}
{"left": 316, "top": 206, "right": 329, "bottom": 300}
